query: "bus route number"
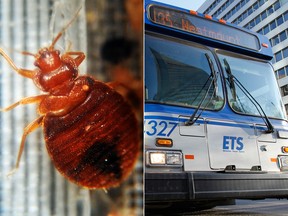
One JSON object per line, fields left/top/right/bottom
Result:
{"left": 144, "top": 120, "right": 178, "bottom": 137}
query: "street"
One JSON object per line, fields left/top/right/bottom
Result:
{"left": 146, "top": 199, "right": 288, "bottom": 215}
{"left": 186, "top": 199, "right": 288, "bottom": 215}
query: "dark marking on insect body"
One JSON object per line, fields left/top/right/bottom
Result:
{"left": 79, "top": 140, "right": 122, "bottom": 179}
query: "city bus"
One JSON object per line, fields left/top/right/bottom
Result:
{"left": 144, "top": 0, "right": 288, "bottom": 212}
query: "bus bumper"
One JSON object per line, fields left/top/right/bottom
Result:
{"left": 145, "top": 172, "right": 288, "bottom": 202}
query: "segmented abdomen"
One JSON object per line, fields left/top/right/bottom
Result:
{"left": 43, "top": 77, "right": 139, "bottom": 188}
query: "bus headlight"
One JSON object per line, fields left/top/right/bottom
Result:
{"left": 146, "top": 150, "right": 183, "bottom": 167}
{"left": 166, "top": 152, "right": 182, "bottom": 165}
{"left": 150, "top": 152, "right": 166, "bottom": 165}
{"left": 278, "top": 155, "right": 288, "bottom": 171}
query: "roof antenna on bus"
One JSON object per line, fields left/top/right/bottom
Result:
{"left": 223, "top": 59, "right": 274, "bottom": 133}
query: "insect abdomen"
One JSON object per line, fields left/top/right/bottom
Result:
{"left": 43, "top": 77, "right": 139, "bottom": 188}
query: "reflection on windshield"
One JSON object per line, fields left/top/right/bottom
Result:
{"left": 218, "top": 51, "right": 286, "bottom": 119}
{"left": 145, "top": 34, "right": 224, "bottom": 110}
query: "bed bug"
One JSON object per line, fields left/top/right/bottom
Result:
{"left": 0, "top": 8, "right": 140, "bottom": 189}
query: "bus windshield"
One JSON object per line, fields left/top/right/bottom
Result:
{"left": 145, "top": 33, "right": 224, "bottom": 110}
{"left": 217, "top": 50, "right": 286, "bottom": 119}
{"left": 145, "top": 33, "right": 286, "bottom": 120}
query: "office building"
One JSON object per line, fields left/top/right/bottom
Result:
{"left": 198, "top": 0, "right": 288, "bottom": 113}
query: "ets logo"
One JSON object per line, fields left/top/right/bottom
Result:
{"left": 222, "top": 136, "right": 244, "bottom": 152}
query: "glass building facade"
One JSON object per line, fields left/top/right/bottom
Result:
{"left": 198, "top": 0, "right": 288, "bottom": 114}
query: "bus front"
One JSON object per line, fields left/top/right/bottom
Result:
{"left": 145, "top": 1, "right": 288, "bottom": 210}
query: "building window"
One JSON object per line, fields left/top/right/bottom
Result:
{"left": 275, "top": 51, "right": 282, "bottom": 62}
{"left": 278, "top": 68, "right": 286, "bottom": 79}
{"left": 236, "top": 4, "right": 241, "bottom": 12}
{"left": 267, "top": 6, "right": 274, "bottom": 15}
{"left": 261, "top": 10, "right": 267, "bottom": 20}
{"left": 271, "top": 35, "right": 280, "bottom": 46}
{"left": 249, "top": 20, "right": 255, "bottom": 29}
{"left": 259, "top": 0, "right": 266, "bottom": 6}
{"left": 263, "top": 25, "right": 270, "bottom": 34}
{"left": 281, "top": 84, "right": 288, "bottom": 96}
{"left": 255, "top": 15, "right": 261, "bottom": 25}
{"left": 280, "top": 31, "right": 287, "bottom": 42}
{"left": 285, "top": 104, "right": 288, "bottom": 115}
{"left": 253, "top": 2, "right": 259, "bottom": 11}
{"left": 276, "top": 15, "right": 284, "bottom": 26}
{"left": 283, "top": 47, "right": 288, "bottom": 59}
{"left": 247, "top": 7, "right": 253, "bottom": 16}
{"left": 274, "top": 1, "right": 281, "bottom": 10}
{"left": 275, "top": 47, "right": 288, "bottom": 63}
{"left": 242, "top": 11, "right": 248, "bottom": 20}
{"left": 271, "top": 30, "right": 288, "bottom": 47}
{"left": 284, "top": 11, "right": 288, "bottom": 21}
{"left": 270, "top": 20, "right": 277, "bottom": 30}
{"left": 277, "top": 67, "right": 288, "bottom": 82}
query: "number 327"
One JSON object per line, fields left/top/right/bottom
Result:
{"left": 144, "top": 120, "right": 178, "bottom": 137}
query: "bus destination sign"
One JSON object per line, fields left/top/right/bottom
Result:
{"left": 148, "top": 5, "right": 260, "bottom": 50}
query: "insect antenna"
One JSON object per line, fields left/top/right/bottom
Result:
{"left": 0, "top": 48, "right": 35, "bottom": 78}
{"left": 0, "top": 48, "right": 21, "bottom": 72}
{"left": 49, "top": 6, "right": 82, "bottom": 51}
{"left": 21, "top": 51, "right": 36, "bottom": 57}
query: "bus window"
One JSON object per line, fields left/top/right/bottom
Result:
{"left": 145, "top": 33, "right": 224, "bottom": 110}
{"left": 218, "top": 51, "right": 286, "bottom": 119}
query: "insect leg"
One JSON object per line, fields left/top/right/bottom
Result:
{"left": 107, "top": 81, "right": 122, "bottom": 88}
{"left": 1, "top": 95, "right": 46, "bottom": 112}
{"left": 7, "top": 116, "right": 44, "bottom": 176}
{"left": 65, "top": 51, "right": 85, "bottom": 66}
{"left": 0, "top": 48, "right": 35, "bottom": 78}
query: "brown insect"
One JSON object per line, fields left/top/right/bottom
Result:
{"left": 0, "top": 9, "right": 139, "bottom": 189}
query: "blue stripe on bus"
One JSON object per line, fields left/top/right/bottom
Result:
{"left": 145, "top": 104, "right": 288, "bottom": 132}
{"left": 145, "top": 115, "right": 263, "bottom": 130}
{"left": 145, "top": 115, "right": 181, "bottom": 122}
{"left": 145, "top": 103, "right": 234, "bottom": 119}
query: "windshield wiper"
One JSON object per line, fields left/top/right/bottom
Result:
{"left": 223, "top": 59, "right": 274, "bottom": 133}
{"left": 185, "top": 54, "right": 218, "bottom": 126}
{"left": 223, "top": 59, "right": 236, "bottom": 100}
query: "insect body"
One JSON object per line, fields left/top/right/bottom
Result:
{"left": 1, "top": 19, "right": 139, "bottom": 189}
